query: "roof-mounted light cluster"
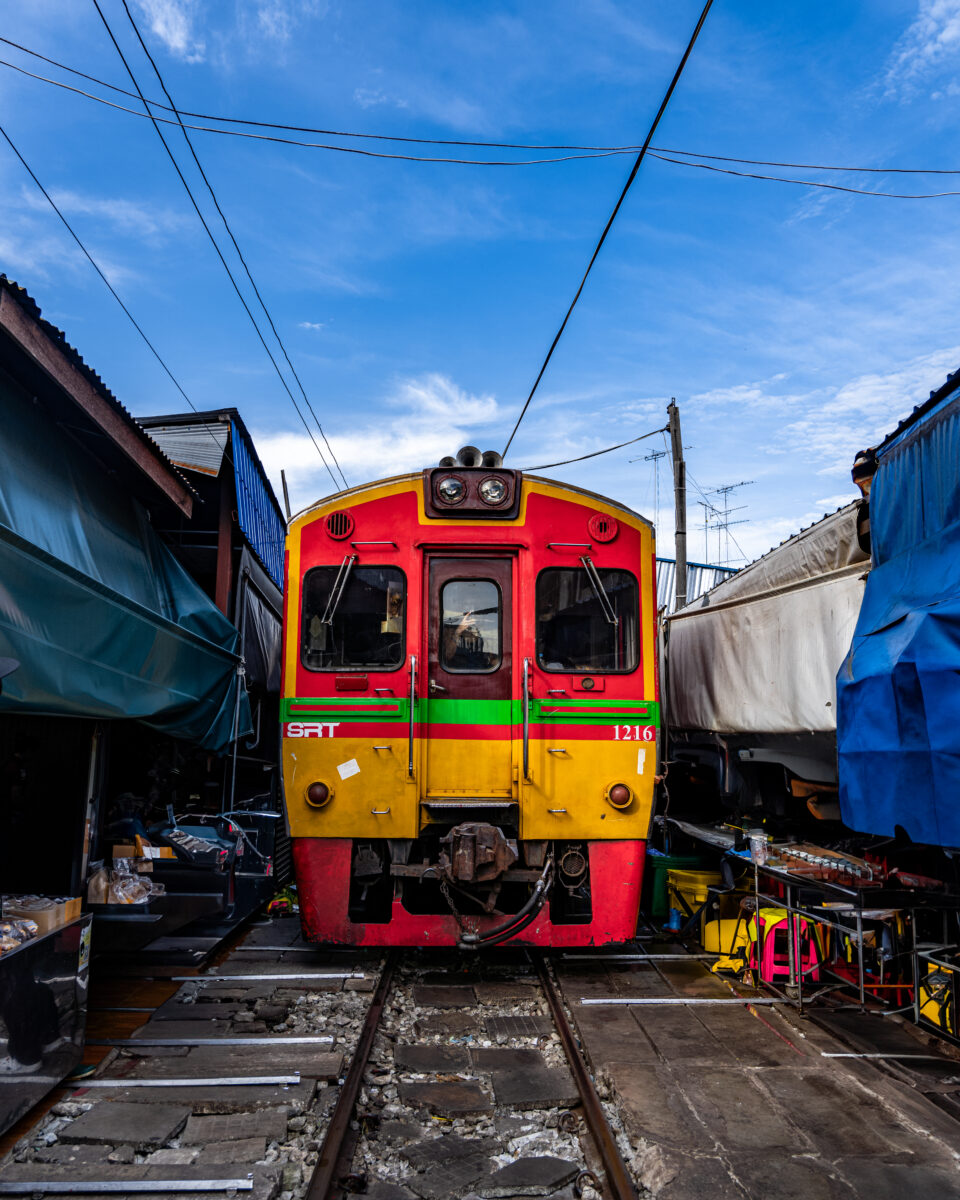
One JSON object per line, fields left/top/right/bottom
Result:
{"left": 423, "top": 446, "right": 521, "bottom": 520}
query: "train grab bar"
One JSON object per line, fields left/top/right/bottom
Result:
{"left": 408, "top": 654, "right": 417, "bottom": 779}
{"left": 522, "top": 657, "right": 531, "bottom": 781}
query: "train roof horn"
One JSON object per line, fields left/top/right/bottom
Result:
{"left": 438, "top": 446, "right": 504, "bottom": 469}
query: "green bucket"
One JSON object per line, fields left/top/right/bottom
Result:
{"left": 644, "top": 851, "right": 703, "bottom": 919}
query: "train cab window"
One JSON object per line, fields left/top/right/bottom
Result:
{"left": 536, "top": 568, "right": 639, "bottom": 672}
{"left": 301, "top": 565, "right": 405, "bottom": 671}
{"left": 440, "top": 579, "right": 501, "bottom": 672}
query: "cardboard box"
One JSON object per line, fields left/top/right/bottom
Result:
{"left": 3, "top": 897, "right": 60, "bottom": 935}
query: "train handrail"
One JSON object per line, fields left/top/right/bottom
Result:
{"left": 522, "top": 656, "right": 531, "bottom": 781}
{"left": 408, "top": 654, "right": 417, "bottom": 779}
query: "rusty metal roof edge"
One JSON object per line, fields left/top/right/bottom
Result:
{"left": 139, "top": 407, "right": 285, "bottom": 527}
{"left": 0, "top": 274, "right": 198, "bottom": 502}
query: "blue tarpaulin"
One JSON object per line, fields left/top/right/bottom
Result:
{"left": 837, "top": 383, "right": 960, "bottom": 845}
{"left": 0, "top": 374, "right": 251, "bottom": 752}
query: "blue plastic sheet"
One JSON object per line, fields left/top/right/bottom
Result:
{"left": 837, "top": 384, "right": 960, "bottom": 845}
{"left": 0, "top": 375, "right": 251, "bottom": 751}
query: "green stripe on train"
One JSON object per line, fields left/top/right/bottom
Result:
{"left": 282, "top": 696, "right": 660, "bottom": 726}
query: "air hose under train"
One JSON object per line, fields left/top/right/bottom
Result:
{"left": 458, "top": 857, "right": 554, "bottom": 949}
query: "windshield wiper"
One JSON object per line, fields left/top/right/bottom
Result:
{"left": 579, "top": 555, "right": 619, "bottom": 626}
{"left": 321, "top": 554, "right": 358, "bottom": 625}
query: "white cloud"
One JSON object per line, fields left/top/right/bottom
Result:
{"left": 255, "top": 0, "right": 328, "bottom": 43}
{"left": 691, "top": 376, "right": 816, "bottom": 414}
{"left": 22, "top": 188, "right": 187, "bottom": 240}
{"left": 135, "top": 0, "right": 206, "bottom": 62}
{"left": 776, "top": 346, "right": 960, "bottom": 475}
{"left": 353, "top": 88, "right": 408, "bottom": 111}
{"left": 815, "top": 492, "right": 859, "bottom": 511}
{"left": 883, "top": 0, "right": 960, "bottom": 97}
{"left": 298, "top": 321, "right": 326, "bottom": 332}
{"left": 253, "top": 372, "right": 500, "bottom": 510}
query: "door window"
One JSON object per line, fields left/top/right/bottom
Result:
{"left": 536, "top": 567, "right": 639, "bottom": 672}
{"left": 301, "top": 566, "right": 405, "bottom": 671}
{"left": 440, "top": 579, "right": 501, "bottom": 672}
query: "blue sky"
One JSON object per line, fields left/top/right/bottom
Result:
{"left": 3, "top": 1, "right": 960, "bottom": 563}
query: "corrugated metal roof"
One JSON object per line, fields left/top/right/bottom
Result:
{"left": 231, "top": 419, "right": 285, "bottom": 588}
{"left": 656, "top": 558, "right": 737, "bottom": 614}
{"left": 0, "top": 275, "right": 196, "bottom": 500}
{"left": 144, "top": 421, "right": 230, "bottom": 476}
{"left": 139, "top": 408, "right": 287, "bottom": 590}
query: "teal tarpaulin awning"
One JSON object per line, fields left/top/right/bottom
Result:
{"left": 0, "top": 372, "right": 251, "bottom": 752}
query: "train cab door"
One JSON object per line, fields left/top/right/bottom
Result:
{"left": 423, "top": 556, "right": 514, "bottom": 800}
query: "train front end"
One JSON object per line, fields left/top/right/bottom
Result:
{"left": 282, "top": 456, "right": 657, "bottom": 947}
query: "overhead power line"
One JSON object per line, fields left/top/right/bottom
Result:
{"left": 520, "top": 425, "right": 667, "bottom": 471}
{"left": 0, "top": 122, "right": 280, "bottom": 530}
{"left": 648, "top": 151, "right": 960, "bottom": 200}
{"left": 118, "top": 0, "right": 347, "bottom": 489}
{"left": 90, "top": 0, "right": 343, "bottom": 493}
{"left": 0, "top": 36, "right": 645, "bottom": 153}
{"left": 7, "top": 46, "right": 960, "bottom": 183}
{"left": 0, "top": 57, "right": 639, "bottom": 166}
{"left": 501, "top": 0, "right": 714, "bottom": 459}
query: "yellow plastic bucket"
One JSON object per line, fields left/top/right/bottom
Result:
{"left": 703, "top": 917, "right": 746, "bottom": 955}
{"left": 666, "top": 868, "right": 722, "bottom": 912}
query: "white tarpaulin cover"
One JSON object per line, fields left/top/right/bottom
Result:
{"left": 667, "top": 503, "right": 869, "bottom": 735}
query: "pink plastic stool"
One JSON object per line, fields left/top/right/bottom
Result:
{"left": 750, "top": 914, "right": 820, "bottom": 984}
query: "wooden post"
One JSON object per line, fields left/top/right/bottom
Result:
{"left": 668, "top": 399, "right": 687, "bottom": 611}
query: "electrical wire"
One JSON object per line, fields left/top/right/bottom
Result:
{"left": 649, "top": 152, "right": 960, "bottom": 200}
{"left": 520, "top": 425, "right": 667, "bottom": 471}
{"left": 0, "top": 122, "right": 195, "bottom": 411}
{"left": 501, "top": 0, "right": 714, "bottom": 459}
{"left": 90, "top": 0, "right": 342, "bottom": 492}
{"left": 0, "top": 122, "right": 282, "bottom": 550}
{"left": 0, "top": 35, "right": 646, "bottom": 152}
{"left": 8, "top": 38, "right": 960, "bottom": 178}
{"left": 651, "top": 143, "right": 960, "bottom": 175}
{"left": 0, "top": 57, "right": 639, "bottom": 166}
{"left": 118, "top": 0, "right": 347, "bottom": 490}
{"left": 687, "top": 469, "right": 749, "bottom": 564}
{"left": 9, "top": 50, "right": 960, "bottom": 188}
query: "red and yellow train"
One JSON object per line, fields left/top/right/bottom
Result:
{"left": 281, "top": 448, "right": 658, "bottom": 947}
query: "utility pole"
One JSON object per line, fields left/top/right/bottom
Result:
{"left": 667, "top": 399, "right": 687, "bottom": 610}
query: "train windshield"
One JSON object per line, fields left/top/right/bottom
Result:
{"left": 440, "top": 578, "right": 502, "bottom": 672}
{"left": 536, "top": 568, "right": 639, "bottom": 672}
{"left": 300, "top": 565, "right": 405, "bottom": 670}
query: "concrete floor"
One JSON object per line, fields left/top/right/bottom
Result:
{"left": 557, "top": 950, "right": 960, "bottom": 1199}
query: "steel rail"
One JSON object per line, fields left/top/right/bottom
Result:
{"left": 305, "top": 950, "right": 399, "bottom": 1200}
{"left": 534, "top": 955, "right": 640, "bottom": 1200}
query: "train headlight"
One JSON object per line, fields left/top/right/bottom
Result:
{"left": 605, "top": 782, "right": 632, "bottom": 809}
{"left": 478, "top": 476, "right": 508, "bottom": 505}
{"left": 436, "top": 475, "right": 465, "bottom": 505}
{"left": 305, "top": 781, "right": 332, "bottom": 808}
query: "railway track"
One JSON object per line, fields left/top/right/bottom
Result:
{"left": 308, "top": 949, "right": 639, "bottom": 1200}
{"left": 0, "top": 920, "right": 640, "bottom": 1199}
{"left": 7, "top": 919, "right": 958, "bottom": 1198}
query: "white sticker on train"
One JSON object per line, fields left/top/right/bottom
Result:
{"left": 337, "top": 758, "right": 361, "bottom": 780}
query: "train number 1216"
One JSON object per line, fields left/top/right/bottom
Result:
{"left": 613, "top": 725, "right": 654, "bottom": 741}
